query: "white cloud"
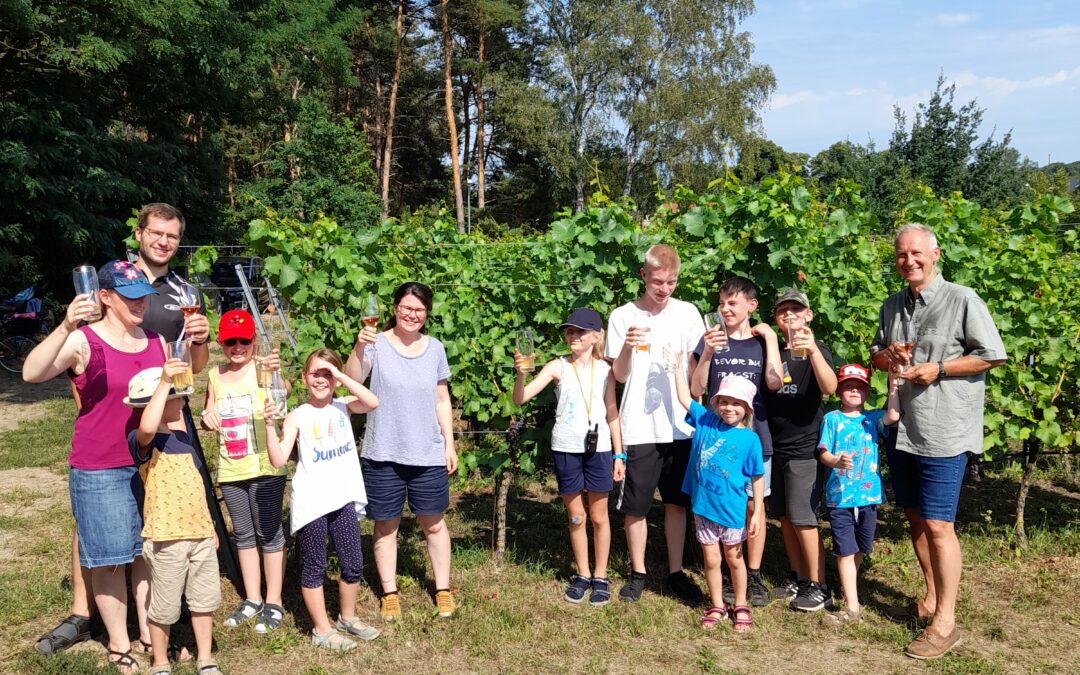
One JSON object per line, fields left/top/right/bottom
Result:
{"left": 936, "top": 13, "right": 978, "bottom": 26}
{"left": 1020, "top": 23, "right": 1080, "bottom": 47}
{"left": 770, "top": 90, "right": 823, "bottom": 110}
{"left": 847, "top": 87, "right": 869, "bottom": 97}
{"left": 946, "top": 66, "right": 1080, "bottom": 97}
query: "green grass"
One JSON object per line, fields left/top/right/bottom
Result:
{"left": 3, "top": 383, "right": 1080, "bottom": 673}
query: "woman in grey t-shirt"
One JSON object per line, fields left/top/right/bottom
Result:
{"left": 344, "top": 282, "right": 458, "bottom": 620}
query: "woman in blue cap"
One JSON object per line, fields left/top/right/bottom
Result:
{"left": 24, "top": 261, "right": 165, "bottom": 673}
{"left": 513, "top": 308, "right": 624, "bottom": 606}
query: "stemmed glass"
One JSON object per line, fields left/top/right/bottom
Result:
{"left": 362, "top": 294, "right": 380, "bottom": 330}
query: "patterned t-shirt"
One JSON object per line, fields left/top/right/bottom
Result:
{"left": 681, "top": 400, "right": 764, "bottom": 529}
{"left": 129, "top": 429, "right": 214, "bottom": 542}
{"left": 818, "top": 409, "right": 890, "bottom": 509}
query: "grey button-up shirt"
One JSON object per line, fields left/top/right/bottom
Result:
{"left": 871, "top": 273, "right": 1006, "bottom": 458}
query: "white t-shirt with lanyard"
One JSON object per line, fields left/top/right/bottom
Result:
{"left": 551, "top": 357, "right": 613, "bottom": 454}
{"left": 605, "top": 299, "right": 704, "bottom": 445}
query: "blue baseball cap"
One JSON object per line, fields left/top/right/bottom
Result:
{"left": 98, "top": 260, "right": 158, "bottom": 299}
{"left": 559, "top": 308, "right": 603, "bottom": 331}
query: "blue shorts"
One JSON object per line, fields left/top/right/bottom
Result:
{"left": 828, "top": 505, "right": 877, "bottom": 557}
{"left": 552, "top": 451, "right": 613, "bottom": 494}
{"left": 887, "top": 448, "right": 967, "bottom": 522}
{"left": 744, "top": 457, "right": 772, "bottom": 499}
{"left": 69, "top": 467, "right": 144, "bottom": 568}
{"left": 361, "top": 459, "right": 450, "bottom": 521}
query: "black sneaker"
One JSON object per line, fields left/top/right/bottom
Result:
{"left": 771, "top": 573, "right": 800, "bottom": 601}
{"left": 746, "top": 573, "right": 770, "bottom": 607}
{"left": 618, "top": 571, "right": 647, "bottom": 603}
{"left": 722, "top": 578, "right": 735, "bottom": 605}
{"left": 665, "top": 570, "right": 705, "bottom": 605}
{"left": 564, "top": 575, "right": 592, "bottom": 604}
{"left": 791, "top": 580, "right": 829, "bottom": 612}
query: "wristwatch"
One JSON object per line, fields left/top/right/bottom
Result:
{"left": 937, "top": 361, "right": 946, "bottom": 379}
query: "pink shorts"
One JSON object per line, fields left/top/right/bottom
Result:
{"left": 694, "top": 514, "right": 746, "bottom": 546}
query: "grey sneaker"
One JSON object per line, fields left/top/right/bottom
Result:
{"left": 618, "top": 571, "right": 647, "bottom": 603}
{"left": 772, "top": 574, "right": 800, "bottom": 601}
{"left": 791, "top": 580, "right": 829, "bottom": 612}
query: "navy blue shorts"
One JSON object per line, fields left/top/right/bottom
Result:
{"left": 552, "top": 451, "right": 613, "bottom": 495}
{"left": 887, "top": 448, "right": 967, "bottom": 522}
{"left": 361, "top": 459, "right": 450, "bottom": 521}
{"left": 828, "top": 505, "right": 877, "bottom": 557}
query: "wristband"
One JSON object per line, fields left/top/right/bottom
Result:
{"left": 613, "top": 453, "right": 627, "bottom": 461}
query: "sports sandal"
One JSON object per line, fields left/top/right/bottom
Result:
{"left": 700, "top": 606, "right": 728, "bottom": 630}
{"left": 35, "top": 614, "right": 91, "bottom": 654}
{"left": 589, "top": 578, "right": 611, "bottom": 606}
{"left": 149, "top": 665, "right": 171, "bottom": 675}
{"left": 223, "top": 599, "right": 263, "bottom": 627}
{"left": 731, "top": 605, "right": 753, "bottom": 633}
{"left": 311, "top": 628, "right": 357, "bottom": 652}
{"left": 335, "top": 616, "right": 380, "bottom": 641}
{"left": 254, "top": 603, "right": 285, "bottom": 634}
{"left": 823, "top": 607, "right": 863, "bottom": 625}
{"left": 564, "top": 575, "right": 592, "bottom": 604}
{"left": 107, "top": 648, "right": 140, "bottom": 674}
{"left": 196, "top": 659, "right": 222, "bottom": 674}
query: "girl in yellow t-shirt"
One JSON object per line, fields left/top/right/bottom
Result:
{"left": 200, "top": 309, "right": 288, "bottom": 633}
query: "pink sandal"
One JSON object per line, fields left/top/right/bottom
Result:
{"left": 700, "top": 605, "right": 728, "bottom": 629}
{"left": 732, "top": 605, "right": 753, "bottom": 632}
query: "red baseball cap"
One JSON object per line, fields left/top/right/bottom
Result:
{"left": 217, "top": 309, "right": 256, "bottom": 343}
{"left": 837, "top": 363, "right": 870, "bottom": 385}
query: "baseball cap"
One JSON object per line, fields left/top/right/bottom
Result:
{"left": 710, "top": 374, "right": 757, "bottom": 411}
{"left": 837, "top": 363, "right": 870, "bottom": 386}
{"left": 98, "top": 260, "right": 158, "bottom": 299}
{"left": 218, "top": 309, "right": 256, "bottom": 343}
{"left": 124, "top": 367, "right": 189, "bottom": 407}
{"left": 774, "top": 288, "right": 810, "bottom": 310}
{"left": 558, "top": 308, "right": 603, "bottom": 332}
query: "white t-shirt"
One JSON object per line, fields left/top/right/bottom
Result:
{"left": 551, "top": 358, "right": 613, "bottom": 454}
{"left": 605, "top": 299, "right": 704, "bottom": 445}
{"left": 289, "top": 399, "right": 368, "bottom": 534}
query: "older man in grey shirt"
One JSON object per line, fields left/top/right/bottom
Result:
{"left": 871, "top": 223, "right": 1006, "bottom": 660}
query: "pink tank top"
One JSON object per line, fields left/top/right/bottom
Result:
{"left": 68, "top": 326, "right": 165, "bottom": 470}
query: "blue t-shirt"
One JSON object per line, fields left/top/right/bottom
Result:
{"left": 693, "top": 335, "right": 773, "bottom": 458}
{"left": 682, "top": 400, "right": 764, "bottom": 529}
{"left": 818, "top": 409, "right": 890, "bottom": 509}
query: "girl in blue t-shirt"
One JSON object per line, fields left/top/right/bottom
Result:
{"left": 675, "top": 364, "right": 764, "bottom": 632}
{"left": 513, "top": 308, "right": 624, "bottom": 606}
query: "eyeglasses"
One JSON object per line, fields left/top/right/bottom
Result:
{"left": 223, "top": 338, "right": 252, "bottom": 347}
{"left": 140, "top": 228, "right": 180, "bottom": 244}
{"left": 396, "top": 305, "right": 428, "bottom": 317}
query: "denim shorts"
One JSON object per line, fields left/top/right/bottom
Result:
{"left": 887, "top": 448, "right": 967, "bottom": 522}
{"left": 361, "top": 458, "right": 450, "bottom": 521}
{"left": 744, "top": 457, "right": 773, "bottom": 499}
{"left": 70, "top": 467, "right": 144, "bottom": 568}
{"left": 828, "top": 505, "right": 877, "bottom": 557}
{"left": 552, "top": 450, "right": 613, "bottom": 494}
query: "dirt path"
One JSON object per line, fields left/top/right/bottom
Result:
{"left": 0, "top": 376, "right": 71, "bottom": 433}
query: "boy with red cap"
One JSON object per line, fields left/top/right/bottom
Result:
{"left": 200, "top": 310, "right": 289, "bottom": 633}
{"left": 817, "top": 363, "right": 901, "bottom": 624}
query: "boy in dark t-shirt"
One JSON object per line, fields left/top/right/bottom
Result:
{"left": 690, "top": 277, "right": 783, "bottom": 606}
{"left": 765, "top": 288, "right": 837, "bottom": 612}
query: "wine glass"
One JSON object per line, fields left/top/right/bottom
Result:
{"left": 362, "top": 294, "right": 380, "bottom": 330}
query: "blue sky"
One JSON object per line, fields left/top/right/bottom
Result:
{"left": 743, "top": 1, "right": 1080, "bottom": 165}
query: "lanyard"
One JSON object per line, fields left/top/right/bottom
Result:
{"left": 570, "top": 358, "right": 595, "bottom": 423}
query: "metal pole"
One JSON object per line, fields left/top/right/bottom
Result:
{"left": 235, "top": 263, "right": 268, "bottom": 338}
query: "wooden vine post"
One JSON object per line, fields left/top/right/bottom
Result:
{"left": 492, "top": 420, "right": 524, "bottom": 572}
